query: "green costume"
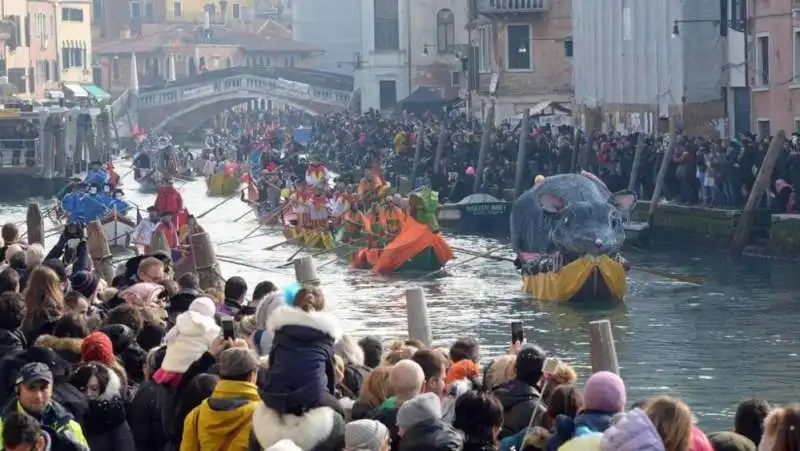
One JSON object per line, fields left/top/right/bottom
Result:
{"left": 409, "top": 187, "right": 440, "bottom": 233}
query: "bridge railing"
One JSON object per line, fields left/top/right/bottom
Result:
{"left": 137, "top": 74, "right": 351, "bottom": 110}
{"left": 110, "top": 88, "right": 131, "bottom": 118}
{"left": 0, "top": 139, "right": 41, "bottom": 168}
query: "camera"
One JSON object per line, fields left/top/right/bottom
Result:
{"left": 65, "top": 223, "right": 84, "bottom": 240}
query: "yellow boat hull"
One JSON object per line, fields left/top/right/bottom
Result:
{"left": 206, "top": 174, "right": 241, "bottom": 197}
{"left": 522, "top": 255, "right": 626, "bottom": 303}
{"left": 283, "top": 226, "right": 335, "bottom": 250}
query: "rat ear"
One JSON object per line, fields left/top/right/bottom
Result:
{"left": 608, "top": 190, "right": 636, "bottom": 212}
{"left": 539, "top": 193, "right": 566, "bottom": 214}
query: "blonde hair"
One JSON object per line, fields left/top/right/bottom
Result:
{"left": 761, "top": 404, "right": 800, "bottom": 451}
{"left": 25, "top": 243, "right": 44, "bottom": 269}
{"left": 358, "top": 365, "right": 392, "bottom": 409}
{"left": 484, "top": 354, "right": 516, "bottom": 390}
{"left": 542, "top": 361, "right": 577, "bottom": 401}
{"left": 382, "top": 341, "right": 417, "bottom": 366}
{"left": 644, "top": 396, "right": 694, "bottom": 451}
{"left": 333, "top": 355, "right": 345, "bottom": 385}
{"left": 5, "top": 244, "right": 23, "bottom": 263}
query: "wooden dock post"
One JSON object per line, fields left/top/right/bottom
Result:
{"left": 405, "top": 287, "right": 432, "bottom": 347}
{"left": 627, "top": 132, "right": 648, "bottom": 193}
{"left": 474, "top": 100, "right": 495, "bottom": 193}
{"left": 730, "top": 130, "right": 787, "bottom": 258}
{"left": 188, "top": 219, "right": 224, "bottom": 290}
{"left": 588, "top": 319, "right": 619, "bottom": 374}
{"left": 86, "top": 220, "right": 114, "bottom": 284}
{"left": 513, "top": 108, "right": 530, "bottom": 199}
{"left": 149, "top": 228, "right": 170, "bottom": 255}
{"left": 410, "top": 127, "right": 424, "bottom": 188}
{"left": 646, "top": 120, "right": 679, "bottom": 225}
{"left": 25, "top": 204, "right": 44, "bottom": 246}
{"left": 294, "top": 256, "right": 320, "bottom": 286}
{"left": 433, "top": 123, "right": 447, "bottom": 174}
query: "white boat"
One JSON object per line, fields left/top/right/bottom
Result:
{"left": 101, "top": 211, "right": 137, "bottom": 248}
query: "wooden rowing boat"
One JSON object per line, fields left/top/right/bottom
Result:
{"left": 101, "top": 210, "right": 137, "bottom": 249}
{"left": 206, "top": 173, "right": 241, "bottom": 197}
{"left": 282, "top": 220, "right": 334, "bottom": 250}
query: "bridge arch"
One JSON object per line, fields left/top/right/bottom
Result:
{"left": 151, "top": 89, "right": 323, "bottom": 131}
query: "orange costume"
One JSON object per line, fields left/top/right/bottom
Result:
{"left": 385, "top": 205, "right": 407, "bottom": 236}
{"left": 310, "top": 192, "right": 329, "bottom": 229}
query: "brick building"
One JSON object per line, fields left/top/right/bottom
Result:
{"left": 468, "top": 0, "right": 573, "bottom": 122}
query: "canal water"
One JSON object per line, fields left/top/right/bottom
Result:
{"left": 5, "top": 161, "right": 800, "bottom": 431}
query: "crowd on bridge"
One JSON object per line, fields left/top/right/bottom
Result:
{"left": 0, "top": 218, "right": 788, "bottom": 451}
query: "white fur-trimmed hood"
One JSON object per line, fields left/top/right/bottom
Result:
{"left": 99, "top": 366, "right": 122, "bottom": 401}
{"left": 267, "top": 305, "right": 343, "bottom": 342}
{"left": 252, "top": 402, "right": 338, "bottom": 450}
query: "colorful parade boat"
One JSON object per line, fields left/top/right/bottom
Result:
{"left": 511, "top": 172, "right": 635, "bottom": 303}
{"left": 333, "top": 187, "right": 454, "bottom": 274}
{"left": 282, "top": 219, "right": 335, "bottom": 250}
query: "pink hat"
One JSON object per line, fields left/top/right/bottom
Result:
{"left": 121, "top": 282, "right": 164, "bottom": 308}
{"left": 583, "top": 371, "right": 626, "bottom": 413}
{"left": 465, "top": 166, "right": 475, "bottom": 176}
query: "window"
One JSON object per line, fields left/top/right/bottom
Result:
{"left": 112, "top": 58, "right": 120, "bottom": 80}
{"left": 507, "top": 24, "right": 531, "bottom": 70}
{"left": 794, "top": 29, "right": 800, "bottom": 83}
{"left": 451, "top": 71, "right": 461, "bottom": 87}
{"left": 205, "top": 3, "right": 216, "bottom": 20}
{"left": 61, "top": 8, "right": 84, "bottom": 22}
{"left": 795, "top": 119, "right": 800, "bottom": 134}
{"left": 757, "top": 119, "right": 770, "bottom": 139}
{"left": 436, "top": 9, "right": 455, "bottom": 53}
{"left": 374, "top": 0, "right": 399, "bottom": 51}
{"left": 478, "top": 24, "right": 492, "bottom": 73}
{"left": 144, "top": 1, "right": 154, "bottom": 18}
{"left": 173, "top": 1, "right": 182, "bottom": 17}
{"left": 755, "top": 34, "right": 770, "bottom": 86}
{"left": 61, "top": 42, "right": 84, "bottom": 69}
{"left": 93, "top": 0, "right": 103, "bottom": 21}
{"left": 232, "top": 3, "right": 241, "bottom": 19}
{"left": 130, "top": 2, "right": 141, "bottom": 18}
{"left": 379, "top": 80, "right": 397, "bottom": 110}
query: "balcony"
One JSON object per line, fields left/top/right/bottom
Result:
{"left": 476, "top": 0, "right": 549, "bottom": 16}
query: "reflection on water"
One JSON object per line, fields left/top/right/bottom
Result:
{"left": 5, "top": 163, "right": 800, "bottom": 430}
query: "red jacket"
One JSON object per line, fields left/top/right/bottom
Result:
{"left": 155, "top": 187, "right": 183, "bottom": 215}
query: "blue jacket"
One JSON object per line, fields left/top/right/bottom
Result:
{"left": 546, "top": 411, "right": 616, "bottom": 451}
{"left": 62, "top": 192, "right": 87, "bottom": 223}
{"left": 107, "top": 196, "right": 129, "bottom": 216}
{"left": 259, "top": 305, "right": 342, "bottom": 415}
{"left": 84, "top": 169, "right": 108, "bottom": 188}
{"left": 82, "top": 194, "right": 109, "bottom": 222}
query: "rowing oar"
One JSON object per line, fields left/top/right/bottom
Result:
{"left": 416, "top": 245, "right": 507, "bottom": 280}
{"left": 633, "top": 266, "right": 704, "bottom": 284}
{"left": 286, "top": 234, "right": 319, "bottom": 261}
{"left": 263, "top": 238, "right": 296, "bottom": 251}
{"left": 237, "top": 224, "right": 262, "bottom": 244}
{"left": 196, "top": 189, "right": 244, "bottom": 219}
{"left": 216, "top": 231, "right": 274, "bottom": 247}
{"left": 216, "top": 254, "right": 287, "bottom": 276}
{"left": 450, "top": 245, "right": 515, "bottom": 262}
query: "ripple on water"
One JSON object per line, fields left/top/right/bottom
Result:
{"left": 5, "top": 161, "right": 800, "bottom": 431}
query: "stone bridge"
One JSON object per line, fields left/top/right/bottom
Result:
{"left": 127, "top": 67, "right": 354, "bottom": 134}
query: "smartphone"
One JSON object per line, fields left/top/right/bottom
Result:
{"left": 221, "top": 316, "right": 235, "bottom": 340}
{"left": 542, "top": 357, "right": 559, "bottom": 376}
{"left": 511, "top": 321, "right": 524, "bottom": 344}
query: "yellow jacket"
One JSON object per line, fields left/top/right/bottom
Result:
{"left": 0, "top": 400, "right": 88, "bottom": 450}
{"left": 180, "top": 379, "right": 261, "bottom": 451}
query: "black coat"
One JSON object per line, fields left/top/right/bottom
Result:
{"left": 398, "top": 419, "right": 463, "bottom": 451}
{"left": 369, "top": 406, "right": 401, "bottom": 451}
{"left": 0, "top": 328, "right": 26, "bottom": 355}
{"left": 83, "top": 395, "right": 136, "bottom": 451}
{"left": 127, "top": 380, "right": 172, "bottom": 451}
{"left": 492, "top": 378, "right": 546, "bottom": 439}
{"left": 259, "top": 306, "right": 342, "bottom": 415}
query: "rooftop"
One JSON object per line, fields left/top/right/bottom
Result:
{"left": 94, "top": 24, "right": 317, "bottom": 55}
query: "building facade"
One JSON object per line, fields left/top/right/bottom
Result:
{"left": 58, "top": 0, "right": 94, "bottom": 85}
{"left": 292, "top": 0, "right": 361, "bottom": 74}
{"left": 94, "top": 25, "right": 320, "bottom": 95}
{"left": 356, "top": 0, "right": 470, "bottom": 112}
{"left": 470, "top": 0, "right": 573, "bottom": 122}
{"left": 572, "top": 0, "right": 730, "bottom": 137}
{"left": 749, "top": 0, "right": 798, "bottom": 136}
{"left": 28, "top": 0, "right": 60, "bottom": 98}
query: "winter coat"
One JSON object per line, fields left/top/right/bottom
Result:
{"left": 548, "top": 411, "right": 616, "bottom": 451}
{"left": 259, "top": 305, "right": 342, "bottom": 415}
{"left": 398, "top": 418, "right": 463, "bottom": 451}
{"left": 34, "top": 335, "right": 83, "bottom": 366}
{"left": 250, "top": 404, "right": 345, "bottom": 451}
{"left": 599, "top": 408, "right": 665, "bottom": 451}
{"left": 161, "top": 310, "right": 220, "bottom": 374}
{"left": 0, "top": 398, "right": 88, "bottom": 450}
{"left": 128, "top": 380, "right": 172, "bottom": 451}
{"left": 0, "top": 327, "right": 26, "bottom": 355}
{"left": 181, "top": 380, "right": 260, "bottom": 451}
{"left": 369, "top": 406, "right": 401, "bottom": 451}
{"left": 80, "top": 370, "right": 136, "bottom": 451}
{"left": 492, "top": 378, "right": 546, "bottom": 438}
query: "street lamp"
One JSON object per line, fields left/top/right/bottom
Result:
{"left": 671, "top": 19, "right": 720, "bottom": 38}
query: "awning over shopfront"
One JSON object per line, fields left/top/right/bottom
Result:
{"left": 62, "top": 83, "right": 88, "bottom": 98}
{"left": 82, "top": 84, "right": 111, "bottom": 101}
{"left": 45, "top": 90, "right": 64, "bottom": 99}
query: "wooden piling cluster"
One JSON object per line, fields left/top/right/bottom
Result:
{"left": 86, "top": 220, "right": 114, "bottom": 284}
{"left": 25, "top": 204, "right": 44, "bottom": 246}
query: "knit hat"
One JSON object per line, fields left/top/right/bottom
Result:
{"left": 266, "top": 440, "right": 302, "bottom": 451}
{"left": 583, "top": 371, "right": 626, "bottom": 413}
{"left": 70, "top": 270, "right": 100, "bottom": 298}
{"left": 445, "top": 359, "right": 480, "bottom": 384}
{"left": 81, "top": 331, "right": 115, "bottom": 365}
{"left": 396, "top": 392, "right": 442, "bottom": 431}
{"left": 345, "top": 419, "right": 389, "bottom": 451}
{"left": 706, "top": 432, "right": 756, "bottom": 451}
